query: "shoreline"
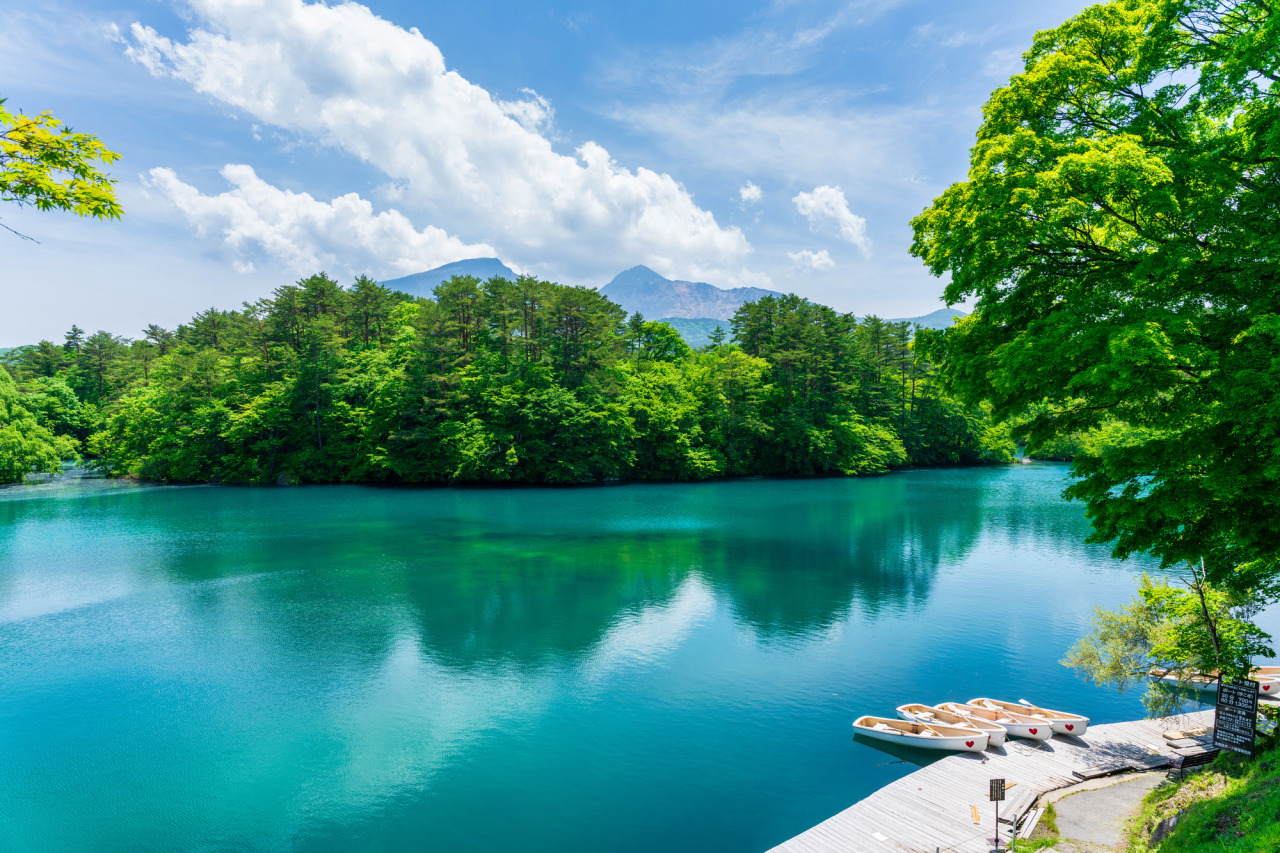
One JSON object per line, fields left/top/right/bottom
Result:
{"left": 13, "top": 457, "right": 1053, "bottom": 492}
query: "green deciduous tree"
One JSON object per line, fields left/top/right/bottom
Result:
{"left": 1064, "top": 572, "right": 1272, "bottom": 715}
{"left": 1, "top": 99, "right": 121, "bottom": 238}
{"left": 0, "top": 367, "right": 76, "bottom": 482}
{"left": 19, "top": 375, "right": 93, "bottom": 442}
{"left": 910, "top": 0, "right": 1280, "bottom": 651}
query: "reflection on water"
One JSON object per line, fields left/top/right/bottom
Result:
{"left": 0, "top": 464, "right": 1231, "bottom": 852}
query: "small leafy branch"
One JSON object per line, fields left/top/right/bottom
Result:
{"left": 0, "top": 98, "right": 123, "bottom": 240}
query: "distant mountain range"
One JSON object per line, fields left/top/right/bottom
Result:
{"left": 888, "top": 308, "right": 965, "bottom": 330}
{"left": 378, "top": 258, "right": 964, "bottom": 344}
{"left": 659, "top": 319, "right": 730, "bottom": 349}
{"left": 599, "top": 265, "right": 782, "bottom": 322}
{"left": 381, "top": 258, "right": 517, "bottom": 297}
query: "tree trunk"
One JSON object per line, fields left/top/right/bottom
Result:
{"left": 1190, "top": 558, "right": 1224, "bottom": 666}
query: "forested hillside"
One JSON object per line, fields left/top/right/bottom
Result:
{"left": 0, "top": 273, "right": 1012, "bottom": 485}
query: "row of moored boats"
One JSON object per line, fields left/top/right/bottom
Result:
{"left": 853, "top": 698, "right": 1090, "bottom": 753}
{"left": 1149, "top": 666, "right": 1280, "bottom": 696}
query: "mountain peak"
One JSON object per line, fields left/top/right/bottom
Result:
{"left": 380, "top": 258, "right": 517, "bottom": 296}
{"left": 606, "top": 265, "right": 671, "bottom": 289}
{"left": 599, "top": 267, "right": 782, "bottom": 321}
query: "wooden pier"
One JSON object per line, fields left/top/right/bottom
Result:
{"left": 770, "top": 709, "right": 1220, "bottom": 853}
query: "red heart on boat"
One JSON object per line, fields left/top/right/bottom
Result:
{"left": 966, "top": 741, "right": 975, "bottom": 748}
{"left": 1066, "top": 724, "right": 1074, "bottom": 731}
{"left": 1265, "top": 685, "right": 1272, "bottom": 692}
{"left": 1029, "top": 728, "right": 1038, "bottom": 735}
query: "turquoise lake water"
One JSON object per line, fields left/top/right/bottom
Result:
{"left": 0, "top": 464, "right": 1251, "bottom": 852}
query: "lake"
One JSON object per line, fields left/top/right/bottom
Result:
{"left": 0, "top": 464, "right": 1247, "bottom": 851}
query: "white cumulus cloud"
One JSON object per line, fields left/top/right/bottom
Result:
{"left": 125, "top": 0, "right": 753, "bottom": 285}
{"left": 144, "top": 164, "right": 498, "bottom": 278}
{"left": 792, "top": 185, "right": 870, "bottom": 257}
{"left": 739, "top": 181, "right": 762, "bottom": 205}
{"left": 787, "top": 249, "right": 834, "bottom": 270}
{"left": 496, "top": 88, "right": 556, "bottom": 136}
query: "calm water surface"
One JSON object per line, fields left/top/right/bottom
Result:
{"left": 0, "top": 464, "right": 1251, "bottom": 852}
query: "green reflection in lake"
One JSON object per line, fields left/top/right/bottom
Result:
{"left": 0, "top": 465, "right": 1208, "bottom": 851}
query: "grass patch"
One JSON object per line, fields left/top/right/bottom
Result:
{"left": 1040, "top": 800, "right": 1059, "bottom": 835}
{"left": 1128, "top": 747, "right": 1280, "bottom": 852}
{"left": 1017, "top": 799, "right": 1061, "bottom": 851}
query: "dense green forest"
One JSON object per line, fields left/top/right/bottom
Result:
{"left": 0, "top": 273, "right": 1012, "bottom": 485}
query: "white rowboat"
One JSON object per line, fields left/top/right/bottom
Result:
{"left": 896, "top": 703, "right": 1007, "bottom": 747}
{"left": 1253, "top": 667, "right": 1280, "bottom": 696}
{"left": 969, "top": 697, "right": 1090, "bottom": 736}
{"left": 1148, "top": 668, "right": 1280, "bottom": 696}
{"left": 852, "top": 715, "right": 989, "bottom": 752}
{"left": 1148, "top": 669, "right": 1218, "bottom": 693}
{"left": 935, "top": 701, "right": 1053, "bottom": 741}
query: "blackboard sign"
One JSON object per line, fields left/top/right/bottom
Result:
{"left": 989, "top": 778, "right": 1005, "bottom": 801}
{"left": 1213, "top": 678, "right": 1258, "bottom": 756}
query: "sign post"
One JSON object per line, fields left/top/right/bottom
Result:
{"left": 989, "top": 778, "right": 1006, "bottom": 852}
{"left": 1213, "top": 677, "right": 1258, "bottom": 756}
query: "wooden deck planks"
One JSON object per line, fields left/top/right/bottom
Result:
{"left": 770, "top": 710, "right": 1215, "bottom": 853}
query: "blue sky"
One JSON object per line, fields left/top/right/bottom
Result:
{"left": 2, "top": 0, "right": 1094, "bottom": 345}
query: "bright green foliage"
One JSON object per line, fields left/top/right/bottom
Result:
{"left": 11, "top": 272, "right": 1011, "bottom": 485}
{"left": 89, "top": 352, "right": 234, "bottom": 483}
{"left": 0, "top": 367, "right": 76, "bottom": 483}
{"left": 18, "top": 376, "right": 94, "bottom": 441}
{"left": 3, "top": 329, "right": 138, "bottom": 406}
{"left": 633, "top": 319, "right": 693, "bottom": 363}
{"left": 1022, "top": 417, "right": 1160, "bottom": 462}
{"left": 911, "top": 1, "right": 1280, "bottom": 599}
{"left": 1064, "top": 573, "right": 1272, "bottom": 714}
{"left": 620, "top": 360, "right": 720, "bottom": 480}
{"left": 0, "top": 98, "right": 121, "bottom": 223}
{"left": 684, "top": 347, "right": 772, "bottom": 475}
{"left": 731, "top": 295, "right": 1001, "bottom": 473}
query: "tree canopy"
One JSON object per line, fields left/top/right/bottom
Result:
{"left": 1, "top": 273, "right": 1013, "bottom": 486}
{"left": 0, "top": 367, "right": 76, "bottom": 483}
{"left": 1, "top": 97, "right": 121, "bottom": 237}
{"left": 911, "top": 0, "right": 1280, "bottom": 621}
{"left": 1063, "top": 569, "right": 1273, "bottom": 714}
